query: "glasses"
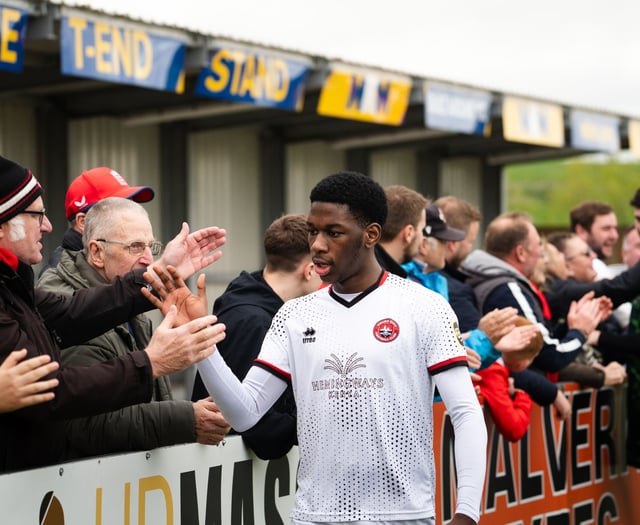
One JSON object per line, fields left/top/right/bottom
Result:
{"left": 96, "top": 239, "right": 163, "bottom": 256}
{"left": 21, "top": 209, "right": 46, "bottom": 227}
{"left": 566, "top": 248, "right": 593, "bottom": 261}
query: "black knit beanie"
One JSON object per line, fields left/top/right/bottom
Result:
{"left": 0, "top": 156, "right": 43, "bottom": 224}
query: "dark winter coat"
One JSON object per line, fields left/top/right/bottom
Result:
{"left": 37, "top": 250, "right": 196, "bottom": 460}
{"left": 0, "top": 248, "right": 154, "bottom": 472}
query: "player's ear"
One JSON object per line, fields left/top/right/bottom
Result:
{"left": 364, "top": 222, "right": 382, "bottom": 247}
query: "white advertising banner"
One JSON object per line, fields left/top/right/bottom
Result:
{"left": 1, "top": 436, "right": 298, "bottom": 524}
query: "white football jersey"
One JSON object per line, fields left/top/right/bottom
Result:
{"left": 255, "top": 272, "right": 467, "bottom": 522}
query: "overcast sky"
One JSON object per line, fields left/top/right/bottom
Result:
{"left": 57, "top": 0, "right": 640, "bottom": 117}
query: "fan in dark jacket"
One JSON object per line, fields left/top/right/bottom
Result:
{"left": 0, "top": 155, "right": 227, "bottom": 472}
{"left": 192, "top": 214, "right": 321, "bottom": 459}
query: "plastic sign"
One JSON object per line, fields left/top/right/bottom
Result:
{"left": 317, "top": 69, "right": 411, "bottom": 125}
{"left": 502, "top": 95, "right": 565, "bottom": 147}
{"left": 570, "top": 110, "right": 620, "bottom": 152}
{"left": 424, "top": 81, "right": 492, "bottom": 136}
{"left": 0, "top": 4, "right": 27, "bottom": 73}
{"left": 195, "top": 47, "right": 309, "bottom": 111}
{"left": 60, "top": 15, "right": 186, "bottom": 93}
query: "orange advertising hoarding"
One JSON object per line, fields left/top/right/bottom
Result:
{"left": 434, "top": 383, "right": 640, "bottom": 524}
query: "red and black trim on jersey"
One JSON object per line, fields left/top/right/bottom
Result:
{"left": 329, "top": 270, "right": 388, "bottom": 308}
{"left": 428, "top": 355, "right": 469, "bottom": 375}
{"left": 254, "top": 358, "right": 292, "bottom": 383}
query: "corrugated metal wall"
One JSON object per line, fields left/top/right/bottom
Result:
{"left": 188, "top": 127, "right": 261, "bottom": 298}
{"left": 68, "top": 117, "right": 162, "bottom": 232}
{"left": 0, "top": 99, "right": 37, "bottom": 171}
{"left": 370, "top": 148, "right": 418, "bottom": 188}
{"left": 439, "top": 157, "right": 483, "bottom": 207}
{"left": 285, "top": 141, "right": 346, "bottom": 214}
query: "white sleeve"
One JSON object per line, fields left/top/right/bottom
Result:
{"left": 434, "top": 366, "right": 487, "bottom": 523}
{"left": 197, "top": 350, "right": 288, "bottom": 431}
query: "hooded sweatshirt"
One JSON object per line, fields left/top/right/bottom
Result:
{"left": 191, "top": 270, "right": 297, "bottom": 459}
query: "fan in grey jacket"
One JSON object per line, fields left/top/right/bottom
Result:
{"left": 38, "top": 198, "right": 230, "bottom": 461}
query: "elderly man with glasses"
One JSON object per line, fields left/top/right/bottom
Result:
{"left": 37, "top": 197, "right": 230, "bottom": 462}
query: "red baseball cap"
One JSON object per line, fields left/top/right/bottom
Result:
{"left": 65, "top": 167, "right": 155, "bottom": 220}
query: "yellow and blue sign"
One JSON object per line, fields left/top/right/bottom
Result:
{"left": 0, "top": 4, "right": 28, "bottom": 73}
{"left": 502, "top": 95, "right": 565, "bottom": 147}
{"left": 424, "top": 81, "right": 492, "bottom": 136}
{"left": 317, "top": 69, "right": 411, "bottom": 125}
{"left": 60, "top": 16, "right": 186, "bottom": 93}
{"left": 570, "top": 110, "right": 620, "bottom": 152}
{"left": 195, "top": 48, "right": 309, "bottom": 111}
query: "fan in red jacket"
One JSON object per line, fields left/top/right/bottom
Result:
{"left": 475, "top": 316, "right": 544, "bottom": 442}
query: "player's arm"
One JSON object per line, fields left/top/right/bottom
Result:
{"left": 434, "top": 366, "right": 487, "bottom": 525}
{"left": 197, "top": 350, "right": 287, "bottom": 431}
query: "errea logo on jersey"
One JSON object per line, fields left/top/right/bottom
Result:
{"left": 302, "top": 327, "right": 316, "bottom": 344}
{"left": 373, "top": 318, "right": 399, "bottom": 342}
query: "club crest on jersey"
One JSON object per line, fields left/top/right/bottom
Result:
{"left": 302, "top": 327, "right": 316, "bottom": 344}
{"left": 373, "top": 318, "right": 399, "bottom": 342}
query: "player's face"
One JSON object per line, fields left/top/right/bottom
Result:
{"left": 307, "top": 201, "right": 372, "bottom": 293}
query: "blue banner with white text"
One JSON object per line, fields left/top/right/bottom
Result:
{"left": 570, "top": 110, "right": 620, "bottom": 152}
{"left": 424, "top": 81, "right": 492, "bottom": 135}
{"left": 60, "top": 15, "right": 185, "bottom": 93}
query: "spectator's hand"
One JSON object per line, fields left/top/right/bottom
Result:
{"left": 567, "top": 293, "right": 603, "bottom": 335}
{"left": 144, "top": 305, "right": 225, "bottom": 378}
{"left": 594, "top": 361, "right": 627, "bottom": 386}
{"left": 466, "top": 347, "right": 481, "bottom": 370}
{"left": 469, "top": 372, "right": 482, "bottom": 395}
{"left": 193, "top": 397, "right": 231, "bottom": 445}
{"left": 143, "top": 265, "right": 208, "bottom": 326}
{"left": 595, "top": 295, "right": 614, "bottom": 321}
{"left": 0, "top": 350, "right": 60, "bottom": 413}
{"left": 478, "top": 307, "right": 518, "bottom": 345}
{"left": 553, "top": 389, "right": 572, "bottom": 420}
{"left": 151, "top": 222, "right": 226, "bottom": 280}
{"left": 494, "top": 323, "right": 541, "bottom": 353}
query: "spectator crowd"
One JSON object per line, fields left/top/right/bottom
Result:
{"left": 1, "top": 153, "right": 638, "bottom": 525}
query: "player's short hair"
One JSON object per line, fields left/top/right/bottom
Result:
{"left": 310, "top": 171, "right": 387, "bottom": 228}
{"left": 264, "top": 214, "right": 310, "bottom": 273}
